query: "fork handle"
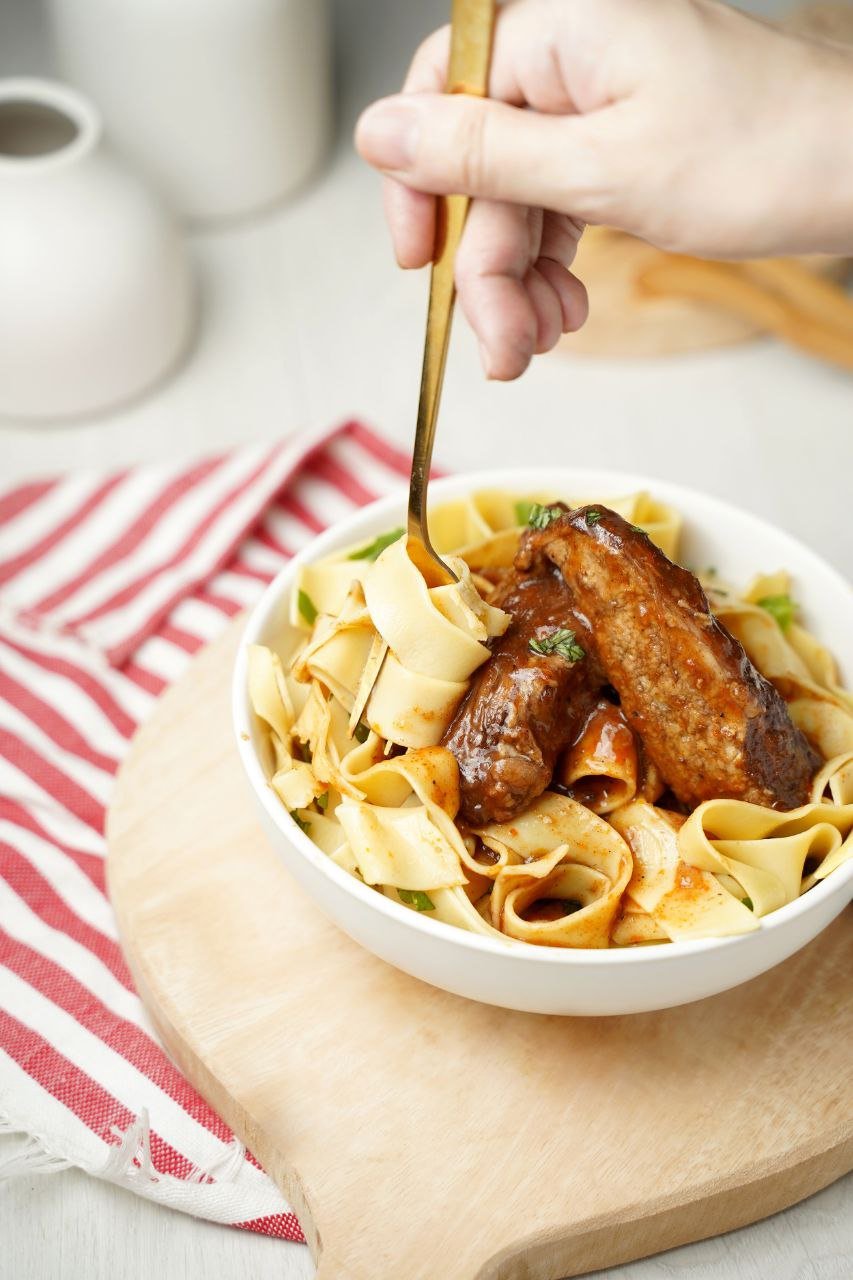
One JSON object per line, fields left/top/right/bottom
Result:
{"left": 407, "top": 0, "right": 496, "bottom": 540}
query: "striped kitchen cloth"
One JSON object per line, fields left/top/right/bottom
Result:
{"left": 0, "top": 420, "right": 416, "bottom": 1239}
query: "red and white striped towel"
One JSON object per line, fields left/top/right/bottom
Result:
{"left": 0, "top": 421, "right": 416, "bottom": 1239}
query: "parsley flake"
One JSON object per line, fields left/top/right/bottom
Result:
{"left": 529, "top": 629, "right": 585, "bottom": 662}
{"left": 741, "top": 896, "right": 755, "bottom": 912}
{"left": 297, "top": 588, "right": 318, "bottom": 625}
{"left": 398, "top": 889, "right": 435, "bottom": 912}
{"left": 348, "top": 527, "right": 405, "bottom": 562}
{"left": 354, "top": 721, "right": 370, "bottom": 744}
{"left": 514, "top": 499, "right": 535, "bottom": 526}
{"left": 317, "top": 791, "right": 329, "bottom": 812}
{"left": 585, "top": 509, "right": 603, "bottom": 526}
{"left": 630, "top": 523, "right": 645, "bottom": 534}
{"left": 527, "top": 503, "right": 564, "bottom": 530}
{"left": 290, "top": 810, "right": 311, "bottom": 835}
{"left": 757, "top": 593, "right": 796, "bottom": 632}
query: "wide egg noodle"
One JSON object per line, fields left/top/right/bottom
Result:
{"left": 292, "top": 531, "right": 512, "bottom": 753}
{"left": 431, "top": 489, "right": 552, "bottom": 570}
{"left": 556, "top": 701, "right": 638, "bottom": 814}
{"left": 292, "top": 681, "right": 375, "bottom": 801}
{"left": 676, "top": 763, "right": 853, "bottom": 912}
{"left": 802, "top": 752, "right": 853, "bottom": 887}
{"left": 336, "top": 747, "right": 466, "bottom": 891}
{"left": 429, "top": 562, "right": 510, "bottom": 639}
{"left": 428, "top": 489, "right": 683, "bottom": 568}
{"left": 247, "top": 643, "right": 295, "bottom": 744}
{"left": 291, "top": 582, "right": 375, "bottom": 712}
{"left": 610, "top": 906, "right": 669, "bottom": 947}
{"left": 475, "top": 793, "right": 632, "bottom": 947}
{"left": 741, "top": 571, "right": 853, "bottom": 714}
{"left": 401, "top": 884, "right": 509, "bottom": 939}
{"left": 335, "top": 746, "right": 508, "bottom": 939}
{"left": 788, "top": 623, "right": 853, "bottom": 711}
{"left": 364, "top": 534, "right": 508, "bottom": 682}
{"left": 709, "top": 581, "right": 853, "bottom": 760}
{"left": 609, "top": 800, "right": 759, "bottom": 939}
{"left": 365, "top": 653, "right": 469, "bottom": 748}
{"left": 625, "top": 493, "right": 682, "bottom": 560}
{"left": 289, "top": 559, "right": 374, "bottom": 631}
{"left": 247, "top": 644, "right": 324, "bottom": 810}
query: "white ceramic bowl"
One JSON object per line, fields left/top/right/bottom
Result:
{"left": 233, "top": 469, "right": 853, "bottom": 1016}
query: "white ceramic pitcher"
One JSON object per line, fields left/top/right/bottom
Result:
{"left": 0, "top": 79, "right": 195, "bottom": 421}
{"left": 48, "top": 0, "right": 333, "bottom": 223}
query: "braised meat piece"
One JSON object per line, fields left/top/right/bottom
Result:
{"left": 521, "top": 506, "right": 819, "bottom": 810}
{"left": 442, "top": 555, "right": 602, "bottom": 825}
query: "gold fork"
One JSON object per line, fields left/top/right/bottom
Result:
{"left": 406, "top": 0, "right": 496, "bottom": 586}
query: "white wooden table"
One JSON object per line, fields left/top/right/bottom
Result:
{"left": 1, "top": 0, "right": 851, "bottom": 1276}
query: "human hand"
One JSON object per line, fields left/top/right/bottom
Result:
{"left": 355, "top": 0, "right": 853, "bottom": 379}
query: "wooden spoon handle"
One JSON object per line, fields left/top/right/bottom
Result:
{"left": 743, "top": 257, "right": 853, "bottom": 333}
{"left": 637, "top": 254, "right": 853, "bottom": 370}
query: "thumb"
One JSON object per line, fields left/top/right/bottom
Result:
{"left": 355, "top": 92, "right": 608, "bottom": 217}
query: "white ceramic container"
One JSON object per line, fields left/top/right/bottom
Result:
{"left": 233, "top": 469, "right": 853, "bottom": 1017}
{"left": 0, "top": 78, "right": 195, "bottom": 421}
{"left": 49, "top": 0, "right": 333, "bottom": 223}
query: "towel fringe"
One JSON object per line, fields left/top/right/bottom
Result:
{"left": 0, "top": 1106, "right": 248, "bottom": 1190}
{"left": 0, "top": 1113, "right": 73, "bottom": 1179}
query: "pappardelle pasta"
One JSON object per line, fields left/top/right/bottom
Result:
{"left": 248, "top": 490, "right": 853, "bottom": 949}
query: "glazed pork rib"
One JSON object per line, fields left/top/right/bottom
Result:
{"left": 521, "top": 506, "right": 819, "bottom": 811}
{"left": 441, "top": 557, "right": 602, "bottom": 826}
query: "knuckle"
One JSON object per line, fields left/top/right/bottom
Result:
{"left": 453, "top": 105, "right": 490, "bottom": 192}
{"left": 405, "top": 25, "right": 450, "bottom": 90}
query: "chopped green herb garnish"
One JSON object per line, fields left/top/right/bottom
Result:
{"left": 398, "top": 889, "right": 435, "bottom": 911}
{"left": 290, "top": 810, "right": 311, "bottom": 835}
{"left": 741, "top": 896, "right": 755, "bottom": 912}
{"left": 527, "top": 502, "right": 564, "bottom": 530}
{"left": 317, "top": 791, "right": 329, "bottom": 812}
{"left": 514, "top": 499, "right": 535, "bottom": 526}
{"left": 529, "top": 628, "right": 585, "bottom": 662}
{"left": 354, "top": 721, "right": 370, "bottom": 744}
{"left": 297, "top": 588, "right": 318, "bottom": 625}
{"left": 757, "top": 593, "right": 795, "bottom": 632}
{"left": 630, "top": 523, "right": 645, "bottom": 534}
{"left": 585, "top": 509, "right": 603, "bottom": 526}
{"left": 348, "top": 527, "right": 405, "bottom": 562}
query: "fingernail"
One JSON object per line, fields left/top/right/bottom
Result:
{"left": 356, "top": 97, "right": 420, "bottom": 170}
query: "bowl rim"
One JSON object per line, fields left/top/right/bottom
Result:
{"left": 232, "top": 465, "right": 853, "bottom": 969}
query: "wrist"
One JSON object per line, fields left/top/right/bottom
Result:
{"left": 778, "top": 38, "right": 853, "bottom": 255}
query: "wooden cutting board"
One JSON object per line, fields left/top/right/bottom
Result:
{"left": 107, "top": 620, "right": 853, "bottom": 1280}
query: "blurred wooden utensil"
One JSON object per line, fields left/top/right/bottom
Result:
{"left": 638, "top": 253, "right": 853, "bottom": 371}
{"left": 562, "top": 228, "right": 852, "bottom": 364}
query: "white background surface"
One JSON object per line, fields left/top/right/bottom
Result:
{"left": 0, "top": 0, "right": 851, "bottom": 1276}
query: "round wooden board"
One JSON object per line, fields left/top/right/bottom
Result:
{"left": 107, "top": 620, "right": 853, "bottom": 1280}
